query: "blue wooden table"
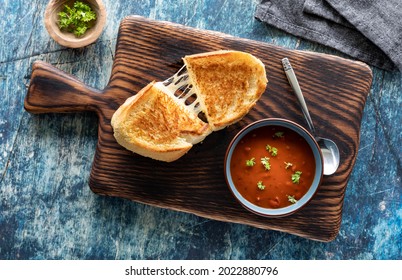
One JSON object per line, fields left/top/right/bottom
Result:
{"left": 0, "top": 0, "right": 401, "bottom": 259}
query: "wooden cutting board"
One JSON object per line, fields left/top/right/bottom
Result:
{"left": 25, "top": 15, "right": 372, "bottom": 242}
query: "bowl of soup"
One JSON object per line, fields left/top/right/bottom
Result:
{"left": 224, "top": 118, "right": 323, "bottom": 217}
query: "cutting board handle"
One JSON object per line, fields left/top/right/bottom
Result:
{"left": 25, "top": 61, "right": 102, "bottom": 114}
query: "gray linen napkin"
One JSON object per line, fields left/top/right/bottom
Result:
{"left": 303, "top": 0, "right": 353, "bottom": 28}
{"left": 255, "top": 0, "right": 401, "bottom": 71}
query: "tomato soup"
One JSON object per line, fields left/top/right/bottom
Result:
{"left": 230, "top": 125, "right": 316, "bottom": 209}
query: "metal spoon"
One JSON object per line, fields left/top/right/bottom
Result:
{"left": 281, "top": 58, "right": 340, "bottom": 175}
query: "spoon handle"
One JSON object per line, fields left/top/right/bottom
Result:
{"left": 282, "top": 58, "right": 316, "bottom": 135}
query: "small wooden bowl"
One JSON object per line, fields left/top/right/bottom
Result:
{"left": 44, "top": 0, "right": 106, "bottom": 48}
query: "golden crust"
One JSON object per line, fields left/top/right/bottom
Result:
{"left": 111, "top": 50, "right": 268, "bottom": 162}
{"left": 111, "top": 82, "right": 211, "bottom": 162}
{"left": 183, "top": 50, "right": 268, "bottom": 130}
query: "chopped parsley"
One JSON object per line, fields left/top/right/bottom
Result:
{"left": 246, "top": 158, "right": 256, "bottom": 167}
{"left": 58, "top": 1, "right": 97, "bottom": 37}
{"left": 287, "top": 195, "right": 298, "bottom": 204}
{"left": 284, "top": 162, "right": 293, "bottom": 169}
{"left": 261, "top": 157, "right": 271, "bottom": 170}
{"left": 257, "top": 181, "right": 266, "bottom": 190}
{"left": 273, "top": 131, "right": 284, "bottom": 138}
{"left": 266, "top": 144, "right": 278, "bottom": 156}
{"left": 291, "top": 171, "right": 302, "bottom": 184}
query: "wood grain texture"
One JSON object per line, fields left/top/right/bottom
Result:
{"left": 25, "top": 16, "right": 372, "bottom": 241}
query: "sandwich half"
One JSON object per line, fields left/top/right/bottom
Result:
{"left": 111, "top": 81, "right": 211, "bottom": 162}
{"left": 183, "top": 50, "right": 268, "bottom": 130}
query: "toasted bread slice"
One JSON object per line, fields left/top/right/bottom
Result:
{"left": 183, "top": 50, "right": 267, "bottom": 130}
{"left": 111, "top": 82, "right": 211, "bottom": 162}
